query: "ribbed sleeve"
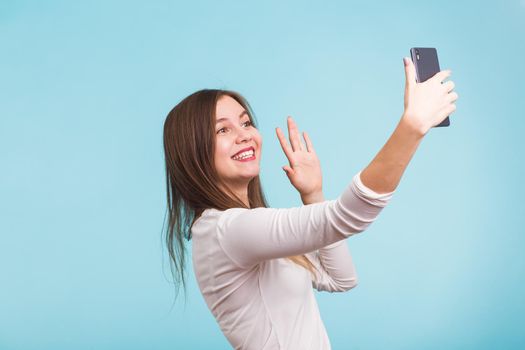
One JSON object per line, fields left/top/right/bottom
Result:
{"left": 216, "top": 171, "right": 396, "bottom": 269}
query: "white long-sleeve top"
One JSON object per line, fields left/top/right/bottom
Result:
{"left": 191, "top": 171, "right": 395, "bottom": 349}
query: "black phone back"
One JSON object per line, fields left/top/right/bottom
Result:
{"left": 410, "top": 47, "right": 450, "bottom": 127}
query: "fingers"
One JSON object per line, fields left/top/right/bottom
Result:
{"left": 275, "top": 127, "right": 293, "bottom": 161}
{"left": 432, "top": 104, "right": 456, "bottom": 128}
{"left": 287, "top": 116, "right": 303, "bottom": 152}
{"left": 433, "top": 69, "right": 452, "bottom": 83}
{"left": 447, "top": 91, "right": 459, "bottom": 103}
{"left": 303, "top": 131, "right": 315, "bottom": 153}
{"left": 404, "top": 57, "right": 417, "bottom": 88}
{"left": 282, "top": 165, "right": 294, "bottom": 177}
{"left": 276, "top": 116, "right": 312, "bottom": 155}
{"left": 438, "top": 103, "right": 457, "bottom": 121}
{"left": 442, "top": 80, "right": 455, "bottom": 92}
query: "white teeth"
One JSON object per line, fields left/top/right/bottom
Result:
{"left": 232, "top": 149, "right": 254, "bottom": 160}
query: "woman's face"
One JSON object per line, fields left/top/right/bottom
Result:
{"left": 214, "top": 95, "right": 262, "bottom": 191}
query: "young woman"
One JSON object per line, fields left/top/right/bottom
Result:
{"left": 162, "top": 57, "right": 458, "bottom": 349}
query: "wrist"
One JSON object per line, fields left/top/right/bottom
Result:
{"left": 301, "top": 191, "right": 325, "bottom": 205}
{"left": 400, "top": 112, "right": 427, "bottom": 139}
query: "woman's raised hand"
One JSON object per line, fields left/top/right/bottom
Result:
{"left": 275, "top": 116, "right": 323, "bottom": 201}
{"left": 402, "top": 57, "right": 459, "bottom": 136}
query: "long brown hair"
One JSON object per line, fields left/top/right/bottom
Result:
{"left": 162, "top": 89, "right": 317, "bottom": 302}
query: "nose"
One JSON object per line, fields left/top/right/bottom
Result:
{"left": 236, "top": 128, "right": 252, "bottom": 143}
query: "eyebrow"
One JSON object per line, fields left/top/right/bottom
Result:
{"left": 216, "top": 110, "right": 248, "bottom": 124}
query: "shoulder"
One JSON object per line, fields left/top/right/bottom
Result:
{"left": 195, "top": 206, "right": 280, "bottom": 237}
{"left": 192, "top": 207, "right": 249, "bottom": 232}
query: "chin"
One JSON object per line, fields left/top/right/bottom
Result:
{"left": 243, "top": 171, "right": 260, "bottom": 180}
{"left": 241, "top": 169, "right": 260, "bottom": 180}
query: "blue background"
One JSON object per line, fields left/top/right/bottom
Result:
{"left": 1, "top": 0, "right": 524, "bottom": 349}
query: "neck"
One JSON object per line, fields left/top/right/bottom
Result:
{"left": 221, "top": 182, "right": 250, "bottom": 208}
{"left": 234, "top": 186, "right": 249, "bottom": 208}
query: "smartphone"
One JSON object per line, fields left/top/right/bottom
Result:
{"left": 409, "top": 47, "right": 450, "bottom": 127}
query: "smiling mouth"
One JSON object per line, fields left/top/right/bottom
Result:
{"left": 231, "top": 147, "right": 255, "bottom": 161}
{"left": 232, "top": 154, "right": 256, "bottom": 162}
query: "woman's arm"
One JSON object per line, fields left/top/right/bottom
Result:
{"left": 302, "top": 194, "right": 358, "bottom": 293}
{"left": 215, "top": 57, "right": 458, "bottom": 270}
{"left": 305, "top": 240, "right": 358, "bottom": 292}
{"left": 360, "top": 56, "right": 458, "bottom": 194}
{"left": 216, "top": 172, "right": 393, "bottom": 269}
{"left": 302, "top": 175, "right": 393, "bottom": 292}
{"left": 302, "top": 192, "right": 358, "bottom": 293}
{"left": 359, "top": 115, "right": 423, "bottom": 194}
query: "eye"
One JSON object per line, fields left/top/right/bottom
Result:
{"left": 216, "top": 120, "right": 253, "bottom": 134}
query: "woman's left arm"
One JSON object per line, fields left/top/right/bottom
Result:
{"left": 304, "top": 240, "right": 358, "bottom": 292}
{"left": 302, "top": 179, "right": 392, "bottom": 292}
{"left": 276, "top": 117, "right": 356, "bottom": 292}
{"left": 277, "top": 116, "right": 393, "bottom": 292}
{"left": 299, "top": 190, "right": 355, "bottom": 292}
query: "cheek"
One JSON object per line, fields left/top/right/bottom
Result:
{"left": 254, "top": 131, "right": 263, "bottom": 149}
{"left": 214, "top": 139, "right": 231, "bottom": 163}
